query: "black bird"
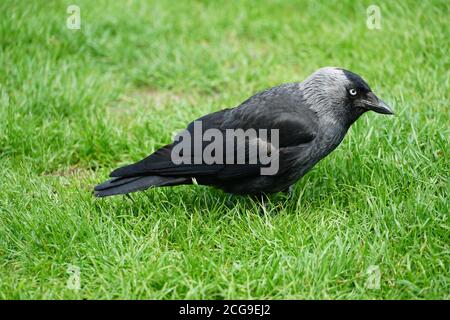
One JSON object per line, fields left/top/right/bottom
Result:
{"left": 94, "top": 67, "right": 393, "bottom": 198}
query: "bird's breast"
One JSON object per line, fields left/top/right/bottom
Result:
{"left": 314, "top": 123, "right": 348, "bottom": 158}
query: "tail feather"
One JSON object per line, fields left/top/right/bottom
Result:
{"left": 94, "top": 176, "right": 142, "bottom": 191}
{"left": 94, "top": 175, "right": 189, "bottom": 197}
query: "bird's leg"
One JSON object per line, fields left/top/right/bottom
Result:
{"left": 251, "top": 193, "right": 271, "bottom": 215}
{"left": 281, "top": 185, "right": 294, "bottom": 198}
{"left": 124, "top": 193, "right": 135, "bottom": 203}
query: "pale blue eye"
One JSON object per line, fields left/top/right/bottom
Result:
{"left": 349, "top": 88, "right": 357, "bottom": 96}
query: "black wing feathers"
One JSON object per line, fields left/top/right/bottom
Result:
{"left": 109, "top": 84, "right": 318, "bottom": 180}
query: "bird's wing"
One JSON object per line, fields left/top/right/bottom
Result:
{"left": 222, "top": 84, "right": 318, "bottom": 147}
{"left": 110, "top": 85, "right": 318, "bottom": 179}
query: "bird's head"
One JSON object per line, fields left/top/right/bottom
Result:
{"left": 301, "top": 67, "right": 393, "bottom": 126}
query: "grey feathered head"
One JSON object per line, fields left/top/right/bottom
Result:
{"left": 300, "top": 67, "right": 393, "bottom": 126}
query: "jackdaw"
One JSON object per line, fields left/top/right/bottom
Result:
{"left": 94, "top": 67, "right": 393, "bottom": 197}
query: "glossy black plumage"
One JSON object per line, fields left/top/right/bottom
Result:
{"left": 94, "top": 67, "right": 393, "bottom": 197}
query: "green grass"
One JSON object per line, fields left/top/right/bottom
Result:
{"left": 0, "top": 0, "right": 448, "bottom": 299}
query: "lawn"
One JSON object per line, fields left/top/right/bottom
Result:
{"left": 0, "top": 0, "right": 448, "bottom": 299}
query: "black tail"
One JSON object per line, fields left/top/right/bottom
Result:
{"left": 94, "top": 175, "right": 189, "bottom": 197}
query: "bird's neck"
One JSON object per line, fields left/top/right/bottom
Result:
{"left": 319, "top": 104, "right": 365, "bottom": 130}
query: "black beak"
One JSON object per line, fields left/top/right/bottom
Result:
{"left": 364, "top": 92, "right": 394, "bottom": 115}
